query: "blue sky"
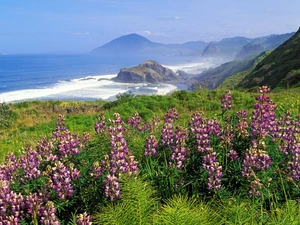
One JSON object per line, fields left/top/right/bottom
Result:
{"left": 0, "top": 0, "right": 299, "bottom": 54}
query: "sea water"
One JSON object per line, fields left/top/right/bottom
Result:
{"left": 0, "top": 54, "right": 211, "bottom": 103}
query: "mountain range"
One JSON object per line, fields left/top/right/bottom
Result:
{"left": 237, "top": 27, "right": 300, "bottom": 89}
{"left": 90, "top": 32, "right": 294, "bottom": 60}
{"left": 190, "top": 27, "right": 300, "bottom": 90}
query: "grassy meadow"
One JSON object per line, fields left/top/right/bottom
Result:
{"left": 0, "top": 87, "right": 300, "bottom": 224}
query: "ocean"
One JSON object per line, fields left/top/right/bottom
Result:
{"left": 0, "top": 54, "right": 214, "bottom": 103}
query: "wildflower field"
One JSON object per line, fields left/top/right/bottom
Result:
{"left": 0, "top": 87, "right": 300, "bottom": 224}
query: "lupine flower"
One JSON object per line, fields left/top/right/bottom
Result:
{"left": 220, "top": 123, "right": 234, "bottom": 151}
{"left": 242, "top": 140, "right": 271, "bottom": 179}
{"left": 52, "top": 114, "right": 67, "bottom": 138}
{"left": 19, "top": 148, "right": 42, "bottom": 183}
{"left": 90, "top": 161, "right": 105, "bottom": 178}
{"left": 278, "top": 112, "right": 300, "bottom": 180}
{"left": 190, "top": 112, "right": 223, "bottom": 190}
{"left": 169, "top": 126, "right": 188, "bottom": 170}
{"left": 202, "top": 151, "right": 223, "bottom": 190}
{"left": 248, "top": 179, "right": 263, "bottom": 197}
{"left": 221, "top": 90, "right": 232, "bottom": 110}
{"left": 103, "top": 113, "right": 138, "bottom": 200}
{"left": 0, "top": 180, "right": 25, "bottom": 224}
{"left": 190, "top": 112, "right": 220, "bottom": 153}
{"left": 36, "top": 138, "right": 58, "bottom": 162}
{"left": 46, "top": 160, "right": 80, "bottom": 200}
{"left": 57, "top": 132, "right": 81, "bottom": 158}
{"left": 95, "top": 114, "right": 106, "bottom": 134}
{"left": 39, "top": 201, "right": 60, "bottom": 225}
{"left": 0, "top": 153, "right": 19, "bottom": 181}
{"left": 251, "top": 86, "right": 279, "bottom": 140}
{"left": 77, "top": 212, "right": 92, "bottom": 225}
{"left": 227, "top": 150, "right": 239, "bottom": 161}
{"left": 235, "top": 110, "right": 249, "bottom": 138}
{"left": 144, "top": 135, "right": 158, "bottom": 156}
{"left": 127, "top": 112, "right": 141, "bottom": 128}
{"left": 161, "top": 108, "right": 179, "bottom": 146}
{"left": 104, "top": 174, "right": 120, "bottom": 201}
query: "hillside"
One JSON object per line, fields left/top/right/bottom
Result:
{"left": 219, "top": 51, "right": 271, "bottom": 89}
{"left": 112, "top": 60, "right": 178, "bottom": 83}
{"left": 238, "top": 27, "right": 300, "bottom": 89}
{"left": 189, "top": 58, "right": 256, "bottom": 90}
{"left": 200, "top": 32, "right": 294, "bottom": 60}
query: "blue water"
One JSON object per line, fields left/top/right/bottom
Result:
{"left": 0, "top": 54, "right": 192, "bottom": 94}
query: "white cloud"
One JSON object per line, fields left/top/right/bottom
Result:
{"left": 143, "top": 30, "right": 151, "bottom": 35}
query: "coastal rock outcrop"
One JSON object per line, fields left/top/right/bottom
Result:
{"left": 113, "top": 60, "right": 178, "bottom": 83}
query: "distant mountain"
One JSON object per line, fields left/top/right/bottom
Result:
{"left": 112, "top": 60, "right": 178, "bottom": 83}
{"left": 90, "top": 33, "right": 161, "bottom": 54}
{"left": 90, "top": 32, "right": 295, "bottom": 60}
{"left": 200, "top": 33, "right": 294, "bottom": 60}
{"left": 189, "top": 58, "right": 256, "bottom": 90}
{"left": 219, "top": 51, "right": 271, "bottom": 89}
{"left": 234, "top": 43, "right": 264, "bottom": 60}
{"left": 90, "top": 33, "right": 207, "bottom": 56}
{"left": 201, "top": 42, "right": 221, "bottom": 58}
{"left": 238, "top": 27, "right": 300, "bottom": 89}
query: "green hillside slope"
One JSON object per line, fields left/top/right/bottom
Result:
{"left": 238, "top": 27, "right": 300, "bottom": 89}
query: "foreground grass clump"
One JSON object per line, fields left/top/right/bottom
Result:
{"left": 0, "top": 87, "right": 300, "bottom": 224}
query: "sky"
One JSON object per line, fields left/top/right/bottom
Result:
{"left": 0, "top": 0, "right": 299, "bottom": 54}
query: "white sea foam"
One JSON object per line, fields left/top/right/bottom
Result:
{"left": 0, "top": 58, "right": 218, "bottom": 103}
{"left": 165, "top": 59, "right": 217, "bottom": 74}
{"left": 0, "top": 74, "right": 177, "bottom": 103}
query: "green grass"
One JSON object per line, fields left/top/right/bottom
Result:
{"left": 1, "top": 88, "right": 300, "bottom": 224}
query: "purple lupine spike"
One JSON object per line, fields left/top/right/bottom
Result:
{"left": 144, "top": 135, "right": 158, "bottom": 156}
{"left": 0, "top": 153, "right": 19, "bottom": 181}
{"left": 227, "top": 150, "right": 239, "bottom": 161}
{"left": 190, "top": 112, "right": 223, "bottom": 190}
{"left": 220, "top": 123, "right": 234, "bottom": 152}
{"left": 242, "top": 140, "right": 271, "bottom": 179}
{"left": 278, "top": 112, "right": 300, "bottom": 180}
{"left": 95, "top": 114, "right": 106, "bottom": 134}
{"left": 169, "top": 126, "right": 188, "bottom": 170}
{"left": 127, "top": 112, "right": 141, "bottom": 128}
{"left": 52, "top": 114, "right": 67, "bottom": 139}
{"left": 161, "top": 108, "right": 179, "bottom": 146}
{"left": 202, "top": 151, "right": 223, "bottom": 190}
{"left": 19, "top": 148, "right": 42, "bottom": 183}
{"left": 235, "top": 110, "right": 249, "bottom": 138}
{"left": 221, "top": 90, "right": 232, "bottom": 111}
{"left": 77, "top": 212, "right": 92, "bottom": 225}
{"left": 251, "top": 86, "right": 279, "bottom": 140}
{"left": 248, "top": 179, "right": 263, "bottom": 197}
{"left": 0, "top": 180, "right": 25, "bottom": 223}
{"left": 104, "top": 174, "right": 120, "bottom": 201}
{"left": 39, "top": 201, "right": 60, "bottom": 225}
{"left": 45, "top": 160, "right": 80, "bottom": 200}
{"left": 57, "top": 131, "right": 82, "bottom": 158}
{"left": 102, "top": 113, "right": 139, "bottom": 200}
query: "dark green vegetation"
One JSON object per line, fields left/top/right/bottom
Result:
{"left": 219, "top": 51, "right": 272, "bottom": 89}
{"left": 238, "top": 27, "right": 300, "bottom": 89}
{"left": 1, "top": 88, "right": 300, "bottom": 224}
{"left": 191, "top": 28, "right": 300, "bottom": 91}
{"left": 190, "top": 57, "right": 256, "bottom": 89}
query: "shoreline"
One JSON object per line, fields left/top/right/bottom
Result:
{"left": 0, "top": 58, "right": 217, "bottom": 103}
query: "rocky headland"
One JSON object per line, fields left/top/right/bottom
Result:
{"left": 112, "top": 60, "right": 178, "bottom": 83}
